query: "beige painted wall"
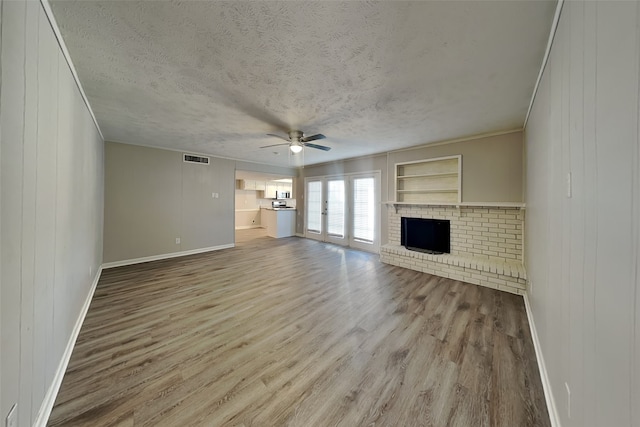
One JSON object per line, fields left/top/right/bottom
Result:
{"left": 525, "top": 2, "right": 640, "bottom": 426}
{"left": 235, "top": 190, "right": 261, "bottom": 228}
{"left": 1, "top": 2, "right": 104, "bottom": 424}
{"left": 388, "top": 131, "right": 523, "bottom": 203}
{"left": 299, "top": 132, "right": 523, "bottom": 244}
{"left": 235, "top": 189, "right": 261, "bottom": 210}
{"left": 104, "top": 142, "right": 235, "bottom": 263}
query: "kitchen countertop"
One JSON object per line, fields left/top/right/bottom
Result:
{"left": 262, "top": 207, "right": 297, "bottom": 211}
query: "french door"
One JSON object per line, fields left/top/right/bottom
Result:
{"left": 305, "top": 177, "right": 347, "bottom": 245}
{"left": 305, "top": 172, "right": 380, "bottom": 252}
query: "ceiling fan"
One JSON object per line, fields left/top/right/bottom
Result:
{"left": 260, "top": 130, "right": 331, "bottom": 154}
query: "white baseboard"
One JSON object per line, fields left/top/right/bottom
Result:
{"left": 235, "top": 225, "right": 262, "bottom": 230}
{"left": 523, "top": 293, "right": 561, "bottom": 427}
{"left": 102, "top": 243, "right": 235, "bottom": 269}
{"left": 33, "top": 266, "right": 103, "bottom": 427}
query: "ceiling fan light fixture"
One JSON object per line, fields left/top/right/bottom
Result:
{"left": 290, "top": 143, "right": 303, "bottom": 154}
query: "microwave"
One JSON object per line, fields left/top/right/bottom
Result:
{"left": 275, "top": 191, "right": 290, "bottom": 199}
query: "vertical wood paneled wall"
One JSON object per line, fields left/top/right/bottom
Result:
{"left": 525, "top": 2, "right": 640, "bottom": 426}
{"left": 0, "top": 1, "right": 104, "bottom": 425}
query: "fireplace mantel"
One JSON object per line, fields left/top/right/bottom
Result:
{"left": 383, "top": 201, "right": 525, "bottom": 213}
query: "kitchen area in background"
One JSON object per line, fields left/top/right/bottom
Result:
{"left": 235, "top": 170, "right": 297, "bottom": 238}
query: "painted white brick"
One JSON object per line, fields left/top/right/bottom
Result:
{"left": 471, "top": 273, "right": 486, "bottom": 281}
{"left": 488, "top": 277, "right": 507, "bottom": 286}
{"left": 383, "top": 205, "right": 526, "bottom": 294}
{"left": 488, "top": 237, "right": 506, "bottom": 244}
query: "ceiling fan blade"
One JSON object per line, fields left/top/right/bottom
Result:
{"left": 304, "top": 142, "right": 331, "bottom": 151}
{"left": 266, "top": 133, "right": 290, "bottom": 142}
{"left": 300, "top": 133, "right": 326, "bottom": 143}
{"left": 260, "top": 143, "right": 290, "bottom": 149}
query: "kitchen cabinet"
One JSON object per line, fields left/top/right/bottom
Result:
{"left": 277, "top": 182, "right": 292, "bottom": 193}
{"left": 262, "top": 208, "right": 296, "bottom": 238}
{"left": 242, "top": 179, "right": 293, "bottom": 198}
{"left": 265, "top": 182, "right": 278, "bottom": 198}
{"left": 240, "top": 179, "right": 267, "bottom": 192}
{"left": 240, "top": 179, "right": 255, "bottom": 190}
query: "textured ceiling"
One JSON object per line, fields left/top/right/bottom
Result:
{"left": 50, "top": 0, "right": 556, "bottom": 167}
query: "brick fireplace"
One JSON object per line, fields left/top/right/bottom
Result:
{"left": 380, "top": 204, "right": 527, "bottom": 294}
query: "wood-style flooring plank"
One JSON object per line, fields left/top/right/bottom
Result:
{"left": 49, "top": 229, "right": 550, "bottom": 426}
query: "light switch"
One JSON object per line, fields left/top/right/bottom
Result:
{"left": 566, "top": 172, "right": 572, "bottom": 198}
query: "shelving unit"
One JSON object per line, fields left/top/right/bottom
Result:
{"left": 395, "top": 155, "right": 461, "bottom": 204}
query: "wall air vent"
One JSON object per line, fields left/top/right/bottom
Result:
{"left": 183, "top": 154, "right": 210, "bottom": 165}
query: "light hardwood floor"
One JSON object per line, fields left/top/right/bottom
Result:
{"left": 49, "top": 229, "right": 550, "bottom": 426}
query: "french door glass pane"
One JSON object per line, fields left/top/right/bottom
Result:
{"left": 307, "top": 181, "right": 322, "bottom": 233}
{"left": 327, "top": 180, "right": 345, "bottom": 237}
{"left": 353, "top": 177, "right": 375, "bottom": 243}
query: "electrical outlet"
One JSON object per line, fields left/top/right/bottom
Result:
{"left": 175, "top": 237, "right": 181, "bottom": 244}
{"left": 565, "top": 382, "right": 571, "bottom": 419}
{"left": 6, "top": 404, "right": 17, "bottom": 427}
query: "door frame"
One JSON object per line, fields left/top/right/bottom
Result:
{"left": 304, "top": 170, "right": 381, "bottom": 253}
{"left": 303, "top": 176, "right": 348, "bottom": 246}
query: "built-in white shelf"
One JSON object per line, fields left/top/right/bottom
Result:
{"left": 395, "top": 156, "right": 461, "bottom": 204}
{"left": 397, "top": 172, "right": 458, "bottom": 179}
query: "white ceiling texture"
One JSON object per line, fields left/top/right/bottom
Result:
{"left": 50, "top": 1, "right": 556, "bottom": 167}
